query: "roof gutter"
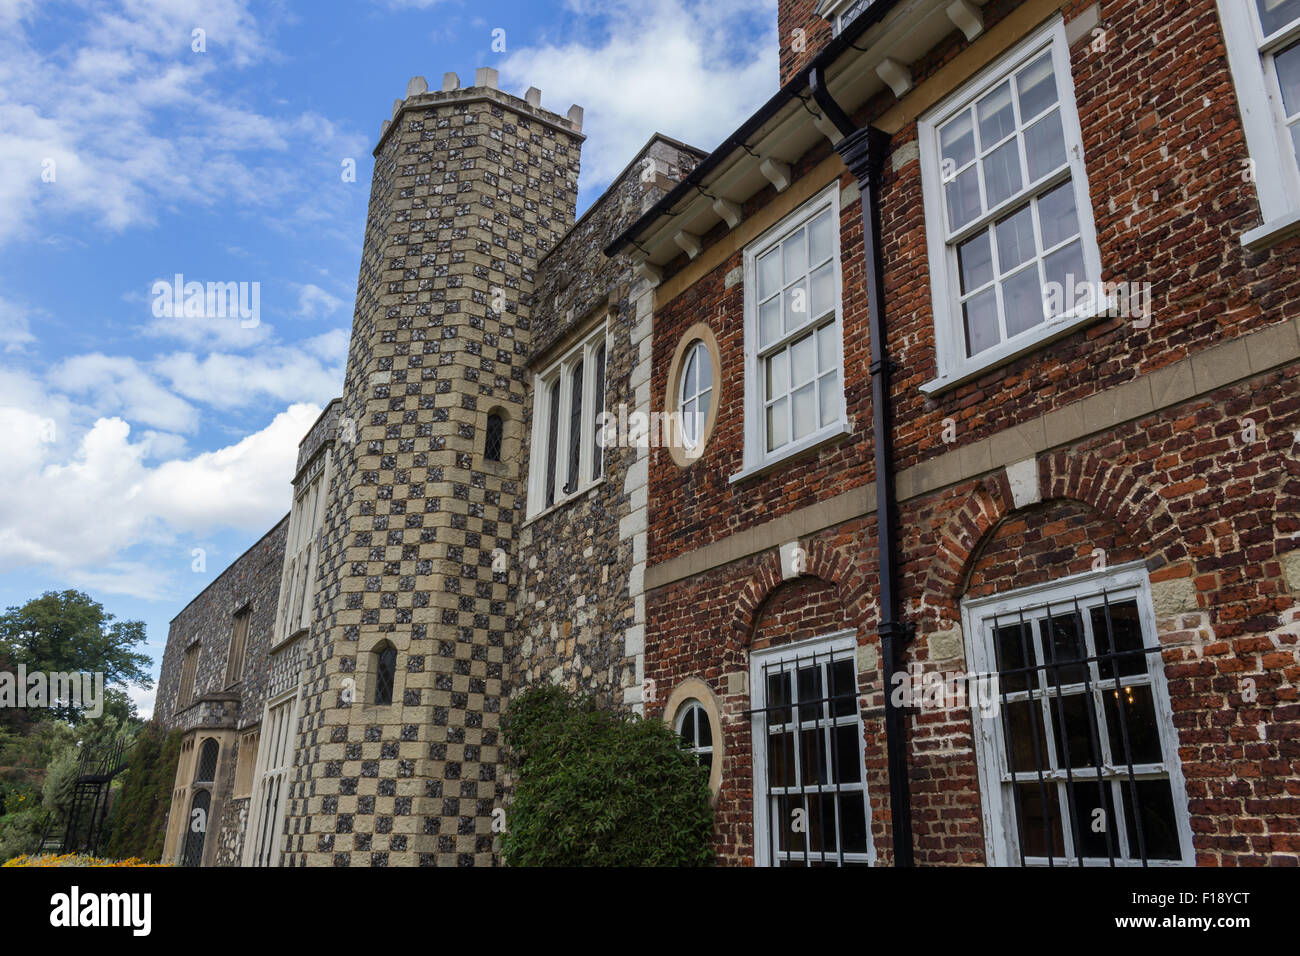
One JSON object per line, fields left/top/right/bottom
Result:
{"left": 603, "top": 0, "right": 907, "bottom": 259}
{"left": 811, "top": 62, "right": 917, "bottom": 867}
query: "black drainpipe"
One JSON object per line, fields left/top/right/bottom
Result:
{"left": 811, "top": 67, "right": 916, "bottom": 867}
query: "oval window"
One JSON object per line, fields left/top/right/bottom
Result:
{"left": 677, "top": 340, "right": 713, "bottom": 451}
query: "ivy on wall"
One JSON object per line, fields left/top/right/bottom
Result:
{"left": 103, "top": 723, "right": 182, "bottom": 863}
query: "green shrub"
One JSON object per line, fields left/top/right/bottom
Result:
{"left": 501, "top": 685, "right": 714, "bottom": 866}
{"left": 103, "top": 723, "right": 182, "bottom": 863}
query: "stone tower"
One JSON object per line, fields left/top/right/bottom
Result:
{"left": 280, "top": 69, "right": 584, "bottom": 867}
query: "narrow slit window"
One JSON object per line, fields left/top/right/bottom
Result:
{"left": 374, "top": 643, "right": 397, "bottom": 706}
{"left": 484, "top": 413, "right": 503, "bottom": 462}
{"left": 565, "top": 359, "right": 584, "bottom": 494}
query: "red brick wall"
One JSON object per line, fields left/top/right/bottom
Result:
{"left": 778, "top": 0, "right": 834, "bottom": 86}
{"left": 644, "top": 0, "right": 1300, "bottom": 866}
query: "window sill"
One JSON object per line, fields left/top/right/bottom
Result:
{"left": 729, "top": 420, "right": 854, "bottom": 485}
{"left": 269, "top": 626, "right": 309, "bottom": 654}
{"left": 919, "top": 303, "right": 1113, "bottom": 398}
{"left": 1241, "top": 209, "right": 1300, "bottom": 252}
{"left": 523, "top": 475, "right": 607, "bottom": 527}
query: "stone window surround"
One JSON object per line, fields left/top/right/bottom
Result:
{"left": 663, "top": 677, "right": 725, "bottom": 801}
{"left": 358, "top": 633, "right": 405, "bottom": 715}
{"left": 1217, "top": 0, "right": 1300, "bottom": 250}
{"left": 959, "top": 561, "right": 1196, "bottom": 866}
{"left": 917, "top": 15, "right": 1105, "bottom": 394}
{"left": 526, "top": 315, "right": 610, "bottom": 520}
{"left": 664, "top": 323, "right": 724, "bottom": 468}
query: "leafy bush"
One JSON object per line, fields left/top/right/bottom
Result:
{"left": 0, "top": 809, "right": 43, "bottom": 861}
{"left": 501, "top": 685, "right": 714, "bottom": 866}
{"left": 103, "top": 723, "right": 182, "bottom": 864}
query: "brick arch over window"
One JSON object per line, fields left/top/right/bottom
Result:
{"left": 922, "top": 451, "right": 1186, "bottom": 613}
{"left": 731, "top": 539, "right": 864, "bottom": 645}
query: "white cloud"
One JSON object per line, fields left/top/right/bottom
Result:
{"left": 498, "top": 0, "right": 777, "bottom": 190}
{"left": 49, "top": 353, "right": 201, "bottom": 433}
{"left": 154, "top": 330, "right": 346, "bottom": 410}
{"left": 296, "top": 283, "right": 346, "bottom": 319}
{"left": 0, "top": 1, "right": 366, "bottom": 245}
{"left": 0, "top": 402, "right": 319, "bottom": 590}
{"left": 0, "top": 294, "right": 36, "bottom": 351}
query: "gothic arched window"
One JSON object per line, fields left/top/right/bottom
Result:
{"left": 194, "top": 738, "right": 219, "bottom": 784}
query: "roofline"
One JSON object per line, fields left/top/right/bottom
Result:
{"left": 538, "top": 132, "right": 708, "bottom": 270}
{"left": 167, "top": 513, "right": 291, "bottom": 624}
{"left": 604, "top": 0, "right": 906, "bottom": 258}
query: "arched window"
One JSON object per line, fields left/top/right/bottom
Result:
{"left": 484, "top": 413, "right": 504, "bottom": 461}
{"left": 374, "top": 642, "right": 397, "bottom": 706}
{"left": 678, "top": 340, "right": 713, "bottom": 451}
{"left": 194, "top": 738, "right": 219, "bottom": 784}
{"left": 181, "top": 789, "right": 211, "bottom": 867}
{"left": 675, "top": 700, "right": 713, "bottom": 769}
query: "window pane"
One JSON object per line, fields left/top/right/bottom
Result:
{"left": 963, "top": 287, "right": 1000, "bottom": 356}
{"left": 994, "top": 621, "right": 1036, "bottom": 693}
{"left": 946, "top": 166, "right": 982, "bottom": 230}
{"left": 808, "top": 261, "right": 836, "bottom": 319}
{"left": 838, "top": 794, "right": 869, "bottom": 854}
{"left": 1016, "top": 53, "right": 1059, "bottom": 119}
{"left": 1042, "top": 612, "right": 1088, "bottom": 687}
{"left": 543, "top": 379, "right": 560, "bottom": 507}
{"left": 767, "top": 398, "right": 788, "bottom": 451}
{"left": 783, "top": 227, "right": 807, "bottom": 284}
{"left": 977, "top": 80, "right": 1017, "bottom": 148}
{"left": 565, "top": 360, "right": 583, "bottom": 493}
{"left": 1275, "top": 39, "right": 1300, "bottom": 115}
{"left": 797, "top": 665, "right": 823, "bottom": 723}
{"left": 792, "top": 383, "right": 816, "bottom": 440}
{"left": 800, "top": 728, "right": 828, "bottom": 785}
{"left": 1037, "top": 180, "right": 1079, "bottom": 249}
{"left": 590, "top": 343, "right": 606, "bottom": 481}
{"left": 1024, "top": 110, "right": 1067, "bottom": 181}
{"left": 697, "top": 390, "right": 711, "bottom": 436}
{"left": 765, "top": 351, "right": 788, "bottom": 397}
{"left": 769, "top": 732, "right": 795, "bottom": 788}
{"left": 1258, "top": 0, "right": 1300, "bottom": 36}
{"left": 816, "top": 322, "right": 838, "bottom": 371}
{"left": 760, "top": 296, "right": 781, "bottom": 346}
{"left": 809, "top": 209, "right": 835, "bottom": 265}
{"left": 1089, "top": 600, "right": 1148, "bottom": 678}
{"left": 818, "top": 371, "right": 839, "bottom": 428}
{"left": 1104, "top": 685, "right": 1164, "bottom": 765}
{"left": 1051, "top": 692, "right": 1103, "bottom": 770}
{"left": 784, "top": 278, "right": 808, "bottom": 333}
{"left": 1002, "top": 264, "right": 1044, "bottom": 338}
{"left": 1015, "top": 782, "right": 1065, "bottom": 859}
{"left": 1069, "top": 780, "right": 1119, "bottom": 859}
{"left": 697, "top": 709, "right": 712, "bottom": 748}
{"left": 681, "top": 397, "right": 698, "bottom": 444}
{"left": 791, "top": 332, "right": 816, "bottom": 385}
{"left": 1043, "top": 240, "right": 1087, "bottom": 315}
{"left": 940, "top": 110, "right": 976, "bottom": 169}
{"left": 682, "top": 348, "right": 697, "bottom": 399}
{"left": 767, "top": 670, "right": 792, "bottom": 724}
{"left": 983, "top": 138, "right": 1024, "bottom": 208}
{"left": 695, "top": 343, "right": 711, "bottom": 391}
{"left": 995, "top": 205, "right": 1037, "bottom": 272}
{"left": 834, "top": 724, "right": 862, "bottom": 782}
{"left": 758, "top": 248, "right": 781, "bottom": 299}
{"left": 1121, "top": 779, "right": 1182, "bottom": 861}
{"left": 959, "top": 231, "right": 994, "bottom": 293}
{"left": 1005, "top": 699, "right": 1049, "bottom": 772}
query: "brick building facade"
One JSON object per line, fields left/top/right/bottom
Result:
{"left": 157, "top": 0, "right": 1300, "bottom": 866}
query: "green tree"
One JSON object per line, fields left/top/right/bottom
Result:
{"left": 501, "top": 686, "right": 715, "bottom": 866}
{"left": 0, "top": 590, "right": 152, "bottom": 724}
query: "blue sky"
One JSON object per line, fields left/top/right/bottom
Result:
{"left": 0, "top": 0, "right": 778, "bottom": 716}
